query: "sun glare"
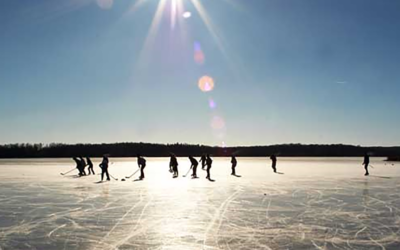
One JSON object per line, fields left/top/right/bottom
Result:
{"left": 123, "top": 0, "right": 238, "bottom": 146}
{"left": 128, "top": 0, "right": 231, "bottom": 59}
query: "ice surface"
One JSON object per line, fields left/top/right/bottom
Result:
{"left": 0, "top": 157, "right": 399, "bottom": 250}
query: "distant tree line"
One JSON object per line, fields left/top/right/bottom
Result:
{"left": 0, "top": 143, "right": 400, "bottom": 158}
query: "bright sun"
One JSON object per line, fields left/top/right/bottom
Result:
{"left": 127, "top": 0, "right": 230, "bottom": 66}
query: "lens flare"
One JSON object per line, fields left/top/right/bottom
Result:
{"left": 194, "top": 41, "right": 201, "bottom": 51}
{"left": 183, "top": 11, "right": 192, "bottom": 18}
{"left": 96, "top": 0, "right": 113, "bottom": 9}
{"left": 211, "top": 116, "right": 225, "bottom": 130}
{"left": 198, "top": 76, "right": 214, "bottom": 92}
{"left": 194, "top": 51, "right": 205, "bottom": 65}
{"left": 193, "top": 42, "right": 205, "bottom": 65}
{"left": 209, "top": 98, "right": 216, "bottom": 109}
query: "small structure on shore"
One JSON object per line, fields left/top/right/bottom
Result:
{"left": 386, "top": 156, "right": 400, "bottom": 162}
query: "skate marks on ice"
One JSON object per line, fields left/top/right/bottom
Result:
{"left": 0, "top": 179, "right": 400, "bottom": 249}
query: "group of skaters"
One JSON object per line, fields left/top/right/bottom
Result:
{"left": 68, "top": 153, "right": 372, "bottom": 181}
{"left": 167, "top": 154, "right": 237, "bottom": 180}
{"left": 72, "top": 155, "right": 110, "bottom": 181}
{"left": 68, "top": 154, "right": 239, "bottom": 182}
{"left": 178, "top": 154, "right": 214, "bottom": 179}
{"left": 72, "top": 157, "right": 95, "bottom": 176}
{"left": 136, "top": 154, "right": 214, "bottom": 180}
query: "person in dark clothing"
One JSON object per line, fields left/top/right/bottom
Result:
{"left": 270, "top": 154, "right": 277, "bottom": 173}
{"left": 86, "top": 157, "right": 95, "bottom": 175}
{"left": 189, "top": 156, "right": 199, "bottom": 178}
{"left": 99, "top": 155, "right": 110, "bottom": 181}
{"left": 170, "top": 154, "right": 179, "bottom": 178}
{"left": 199, "top": 155, "right": 207, "bottom": 170}
{"left": 231, "top": 155, "right": 237, "bottom": 175}
{"left": 363, "top": 153, "right": 370, "bottom": 176}
{"left": 79, "top": 157, "right": 87, "bottom": 176}
{"left": 206, "top": 154, "right": 213, "bottom": 180}
{"left": 169, "top": 154, "right": 174, "bottom": 173}
{"left": 137, "top": 155, "right": 146, "bottom": 180}
{"left": 73, "top": 157, "right": 84, "bottom": 176}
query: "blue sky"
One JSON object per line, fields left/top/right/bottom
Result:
{"left": 1, "top": 0, "right": 400, "bottom": 146}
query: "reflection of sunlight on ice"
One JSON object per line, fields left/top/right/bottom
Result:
{"left": 0, "top": 158, "right": 399, "bottom": 249}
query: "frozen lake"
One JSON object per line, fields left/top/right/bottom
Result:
{"left": 0, "top": 157, "right": 399, "bottom": 250}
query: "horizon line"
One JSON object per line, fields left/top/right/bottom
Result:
{"left": 1, "top": 142, "right": 399, "bottom": 148}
